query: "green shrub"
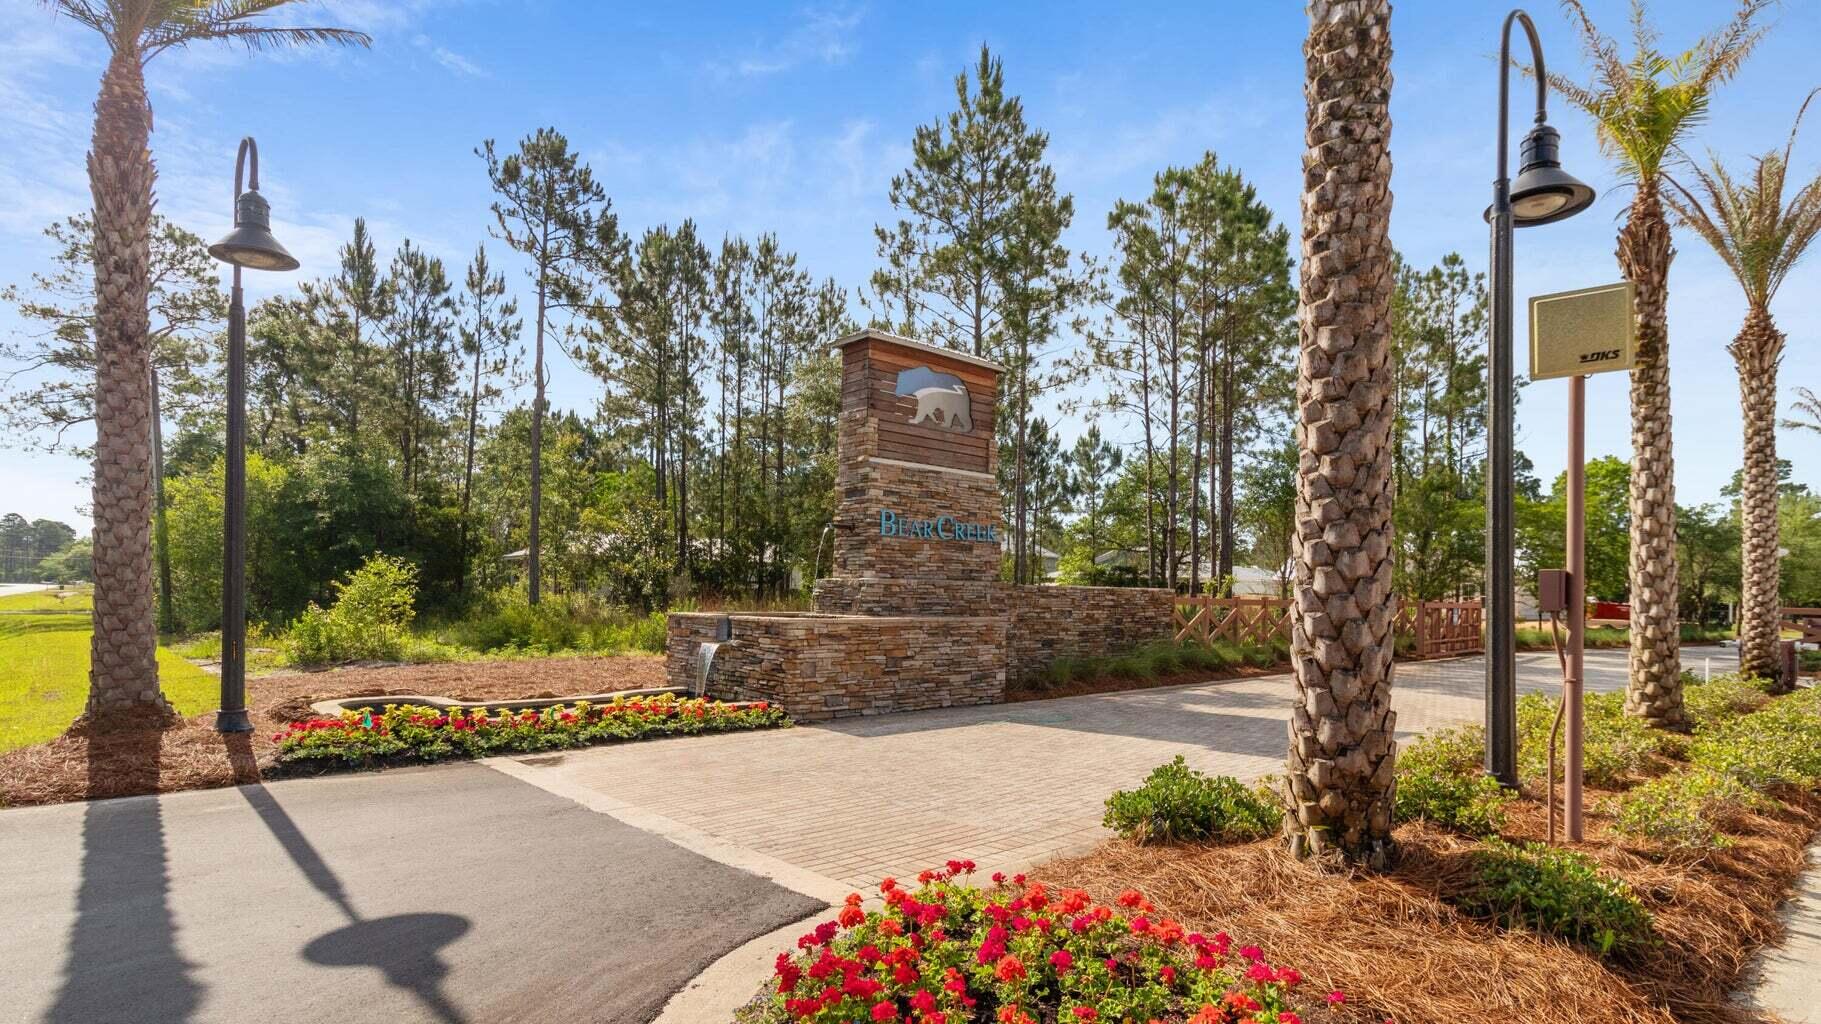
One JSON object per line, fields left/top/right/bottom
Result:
{"left": 1611, "top": 768, "right": 1756, "bottom": 850}
{"left": 285, "top": 554, "right": 418, "bottom": 666}
{"left": 438, "top": 590, "right": 666, "bottom": 657}
{"left": 1688, "top": 687, "right": 1821, "bottom": 790}
{"left": 1457, "top": 839, "right": 1652, "bottom": 957}
{"left": 1681, "top": 672, "right": 1773, "bottom": 730}
{"left": 1394, "top": 726, "right": 1514, "bottom": 836}
{"left": 1517, "top": 690, "right": 1673, "bottom": 789}
{"left": 1104, "top": 755, "right": 1282, "bottom": 844}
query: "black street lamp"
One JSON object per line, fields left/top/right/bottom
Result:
{"left": 208, "top": 137, "right": 298, "bottom": 733}
{"left": 1485, "top": 10, "right": 1596, "bottom": 784}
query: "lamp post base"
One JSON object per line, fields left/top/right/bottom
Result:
{"left": 215, "top": 708, "right": 253, "bottom": 733}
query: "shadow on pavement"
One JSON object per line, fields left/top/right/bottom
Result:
{"left": 45, "top": 722, "right": 204, "bottom": 1024}
{"left": 226, "top": 735, "right": 472, "bottom": 1024}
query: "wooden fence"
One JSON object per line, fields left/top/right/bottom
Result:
{"left": 1173, "top": 595, "right": 1484, "bottom": 660}
{"left": 1780, "top": 607, "right": 1821, "bottom": 645}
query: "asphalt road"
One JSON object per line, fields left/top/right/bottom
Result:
{"left": 0, "top": 762, "right": 824, "bottom": 1024}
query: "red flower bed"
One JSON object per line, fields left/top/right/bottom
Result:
{"left": 272, "top": 695, "right": 788, "bottom": 767}
{"left": 755, "top": 861, "right": 1336, "bottom": 1024}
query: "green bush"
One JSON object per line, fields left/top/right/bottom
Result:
{"left": 1394, "top": 726, "right": 1514, "bottom": 836}
{"left": 438, "top": 590, "right": 666, "bottom": 657}
{"left": 1457, "top": 839, "right": 1652, "bottom": 957}
{"left": 1103, "top": 755, "right": 1282, "bottom": 844}
{"left": 1517, "top": 690, "right": 1673, "bottom": 789}
{"left": 1688, "top": 686, "right": 1821, "bottom": 790}
{"left": 1680, "top": 672, "right": 1773, "bottom": 730}
{"left": 285, "top": 554, "right": 418, "bottom": 666}
{"left": 1611, "top": 768, "right": 1756, "bottom": 850}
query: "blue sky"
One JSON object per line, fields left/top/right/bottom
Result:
{"left": 3, "top": 0, "right": 1820, "bottom": 532}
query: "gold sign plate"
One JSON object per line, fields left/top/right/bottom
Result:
{"left": 1528, "top": 281, "right": 1636, "bottom": 380}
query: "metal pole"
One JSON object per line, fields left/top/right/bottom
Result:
{"left": 217, "top": 143, "right": 255, "bottom": 733}
{"left": 1565, "top": 374, "right": 1586, "bottom": 839}
{"left": 1485, "top": 9, "right": 1547, "bottom": 786}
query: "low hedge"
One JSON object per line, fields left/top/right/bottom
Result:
{"left": 273, "top": 694, "right": 789, "bottom": 766}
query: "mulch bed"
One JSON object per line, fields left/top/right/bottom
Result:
{"left": 0, "top": 654, "right": 665, "bottom": 807}
{"left": 1034, "top": 787, "right": 1821, "bottom": 1024}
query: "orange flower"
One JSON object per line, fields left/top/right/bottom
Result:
{"left": 995, "top": 953, "right": 1026, "bottom": 983}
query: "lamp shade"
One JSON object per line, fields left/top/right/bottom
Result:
{"left": 1510, "top": 123, "right": 1596, "bottom": 226}
{"left": 209, "top": 188, "right": 299, "bottom": 271}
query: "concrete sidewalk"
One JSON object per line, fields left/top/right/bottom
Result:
{"left": 1744, "top": 843, "right": 1821, "bottom": 1023}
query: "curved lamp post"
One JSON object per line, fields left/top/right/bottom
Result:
{"left": 1484, "top": 10, "right": 1596, "bottom": 784}
{"left": 208, "top": 137, "right": 298, "bottom": 733}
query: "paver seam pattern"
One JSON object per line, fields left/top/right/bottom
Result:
{"left": 490, "top": 649, "right": 1720, "bottom": 892}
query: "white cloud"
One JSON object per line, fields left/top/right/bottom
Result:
{"left": 412, "top": 34, "right": 487, "bottom": 78}
{"left": 710, "top": 5, "right": 867, "bottom": 78}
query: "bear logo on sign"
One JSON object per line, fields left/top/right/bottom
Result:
{"left": 893, "top": 366, "right": 973, "bottom": 434}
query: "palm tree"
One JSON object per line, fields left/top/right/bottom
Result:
{"left": 1665, "top": 91, "right": 1821, "bottom": 688}
{"left": 1283, "top": 0, "right": 1399, "bottom": 869}
{"left": 1546, "top": 0, "right": 1771, "bottom": 729}
{"left": 43, "top": 1, "right": 367, "bottom": 726}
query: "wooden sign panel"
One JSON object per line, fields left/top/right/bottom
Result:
{"left": 836, "top": 331, "right": 1001, "bottom": 475}
{"left": 1529, "top": 282, "right": 1636, "bottom": 381}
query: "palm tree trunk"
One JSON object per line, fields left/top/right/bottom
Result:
{"left": 1617, "top": 185, "right": 1686, "bottom": 728}
{"left": 1284, "top": 0, "right": 1398, "bottom": 868}
{"left": 84, "top": 47, "right": 171, "bottom": 723}
{"left": 1733, "top": 306, "right": 1784, "bottom": 685}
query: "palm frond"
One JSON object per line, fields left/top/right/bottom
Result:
{"left": 143, "top": 1, "right": 370, "bottom": 57}
{"left": 1667, "top": 86, "right": 1821, "bottom": 307}
{"left": 1784, "top": 386, "right": 1821, "bottom": 434}
{"left": 1550, "top": 0, "right": 1774, "bottom": 183}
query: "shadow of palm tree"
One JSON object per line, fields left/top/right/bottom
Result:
{"left": 226, "top": 736, "right": 471, "bottom": 1024}
{"left": 44, "top": 722, "right": 203, "bottom": 1024}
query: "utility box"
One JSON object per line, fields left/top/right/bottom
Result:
{"left": 1537, "top": 569, "right": 1569, "bottom": 614}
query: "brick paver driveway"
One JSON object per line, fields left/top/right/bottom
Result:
{"left": 495, "top": 647, "right": 1736, "bottom": 893}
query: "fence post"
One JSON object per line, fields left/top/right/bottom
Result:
{"left": 1413, "top": 600, "right": 1428, "bottom": 660}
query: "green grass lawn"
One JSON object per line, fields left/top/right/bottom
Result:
{"left": 0, "top": 591, "right": 215, "bottom": 752}
{"left": 0, "top": 587, "right": 94, "bottom": 612}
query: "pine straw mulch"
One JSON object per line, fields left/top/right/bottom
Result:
{"left": 1034, "top": 788, "right": 1821, "bottom": 1024}
{"left": 0, "top": 654, "right": 665, "bottom": 807}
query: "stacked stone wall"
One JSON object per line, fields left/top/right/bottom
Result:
{"left": 705, "top": 614, "right": 1006, "bottom": 720}
{"left": 831, "top": 409, "right": 1001, "bottom": 582}
{"left": 1007, "top": 586, "right": 1176, "bottom": 680}
{"left": 665, "top": 612, "right": 728, "bottom": 691}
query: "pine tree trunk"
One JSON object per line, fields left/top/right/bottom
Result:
{"left": 529, "top": 259, "right": 547, "bottom": 606}
{"left": 1617, "top": 186, "right": 1685, "bottom": 728}
{"left": 1284, "top": 0, "right": 1397, "bottom": 868}
{"left": 151, "top": 366, "right": 174, "bottom": 634}
{"left": 460, "top": 338, "right": 483, "bottom": 596}
{"left": 1733, "top": 307, "right": 1784, "bottom": 685}
{"left": 84, "top": 48, "right": 171, "bottom": 723}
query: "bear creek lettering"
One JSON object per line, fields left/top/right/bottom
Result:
{"left": 878, "top": 509, "right": 999, "bottom": 543}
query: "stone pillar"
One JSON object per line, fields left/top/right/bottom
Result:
{"left": 817, "top": 330, "right": 1005, "bottom": 616}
